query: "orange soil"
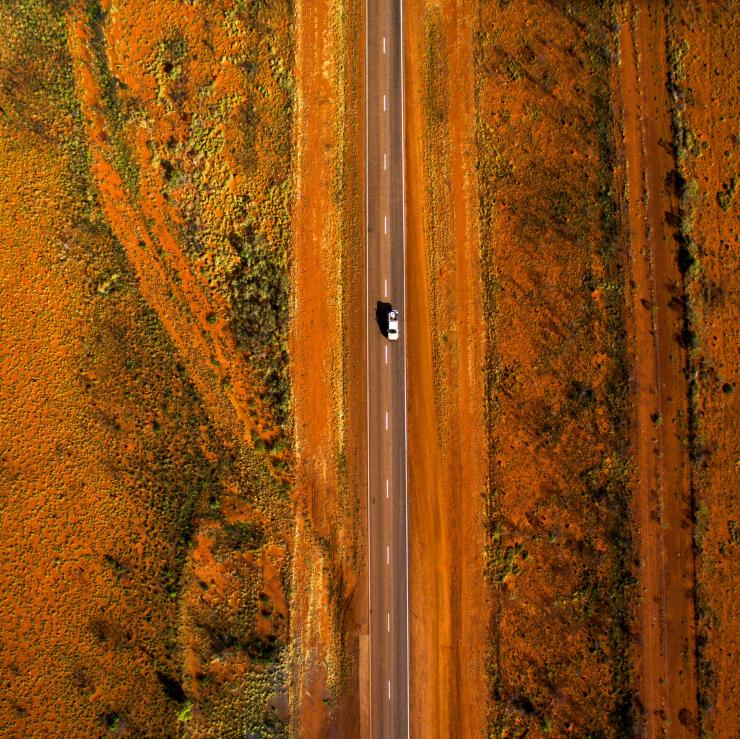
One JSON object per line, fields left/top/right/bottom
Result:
{"left": 616, "top": 2, "right": 698, "bottom": 733}
{"left": 404, "top": 0, "right": 490, "bottom": 736}
{"left": 666, "top": 2, "right": 739, "bottom": 734}
{"left": 290, "top": 0, "right": 342, "bottom": 725}
{"left": 291, "top": 0, "right": 365, "bottom": 735}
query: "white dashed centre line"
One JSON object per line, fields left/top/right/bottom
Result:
{"left": 383, "top": 36, "right": 386, "bottom": 54}
{"left": 387, "top": 613, "right": 390, "bottom": 632}
{"left": 386, "top": 546, "right": 390, "bottom": 565}
{"left": 384, "top": 278, "right": 388, "bottom": 297}
{"left": 385, "top": 345, "right": 388, "bottom": 364}
{"left": 385, "top": 411, "right": 389, "bottom": 430}
{"left": 384, "top": 152, "right": 387, "bottom": 171}
{"left": 384, "top": 215, "right": 387, "bottom": 235}
{"left": 386, "top": 479, "right": 389, "bottom": 498}
{"left": 388, "top": 681, "right": 391, "bottom": 700}
{"left": 383, "top": 94, "right": 387, "bottom": 111}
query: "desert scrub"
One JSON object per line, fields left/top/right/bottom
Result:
{"left": 80, "top": 229, "right": 228, "bottom": 615}
{"left": 195, "top": 664, "right": 288, "bottom": 737}
{"left": 475, "top": 0, "right": 635, "bottom": 733}
{"left": 69, "top": 0, "right": 295, "bottom": 435}
{"left": 0, "top": 0, "right": 98, "bottom": 214}
{"left": 1, "top": 0, "right": 296, "bottom": 733}
{"left": 151, "top": 0, "right": 296, "bottom": 431}
{"left": 717, "top": 175, "right": 737, "bottom": 212}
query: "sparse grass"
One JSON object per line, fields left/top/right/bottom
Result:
{"left": 475, "top": 0, "right": 636, "bottom": 733}
{"left": 717, "top": 175, "right": 737, "bottom": 212}
{"left": 421, "top": 6, "right": 453, "bottom": 417}
{"left": 484, "top": 528, "right": 526, "bottom": 584}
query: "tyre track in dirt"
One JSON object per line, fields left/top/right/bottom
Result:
{"left": 616, "top": 2, "right": 698, "bottom": 734}
{"left": 662, "top": 3, "right": 739, "bottom": 734}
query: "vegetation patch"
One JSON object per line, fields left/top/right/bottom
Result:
{"left": 474, "top": 1, "right": 635, "bottom": 733}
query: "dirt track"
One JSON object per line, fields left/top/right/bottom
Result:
{"left": 617, "top": 2, "right": 698, "bottom": 733}
{"left": 656, "top": 2, "right": 740, "bottom": 735}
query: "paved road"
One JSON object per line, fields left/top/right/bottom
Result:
{"left": 365, "top": 0, "right": 409, "bottom": 736}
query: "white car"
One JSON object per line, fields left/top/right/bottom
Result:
{"left": 388, "top": 309, "right": 399, "bottom": 341}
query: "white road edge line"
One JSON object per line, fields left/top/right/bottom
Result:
{"left": 400, "top": 0, "right": 411, "bottom": 731}
{"left": 363, "top": 0, "right": 372, "bottom": 731}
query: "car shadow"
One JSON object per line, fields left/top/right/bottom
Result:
{"left": 375, "top": 301, "right": 392, "bottom": 338}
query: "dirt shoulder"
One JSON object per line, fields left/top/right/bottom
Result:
{"left": 290, "top": 0, "right": 365, "bottom": 734}
{"left": 404, "top": 0, "right": 489, "bottom": 735}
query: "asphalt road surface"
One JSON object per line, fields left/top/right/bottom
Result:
{"left": 365, "top": 0, "right": 409, "bottom": 736}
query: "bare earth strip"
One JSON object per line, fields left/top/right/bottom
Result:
{"left": 404, "top": 0, "right": 489, "bottom": 735}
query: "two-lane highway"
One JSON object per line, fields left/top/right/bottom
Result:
{"left": 365, "top": 0, "right": 409, "bottom": 736}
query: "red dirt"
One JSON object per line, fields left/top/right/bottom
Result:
{"left": 616, "top": 2, "right": 698, "bottom": 733}
{"left": 404, "top": 0, "right": 490, "bottom": 735}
